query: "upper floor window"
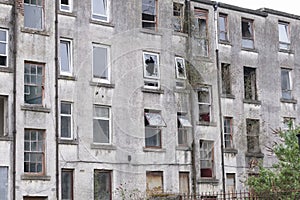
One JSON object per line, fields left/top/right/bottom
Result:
{"left": 24, "top": 0, "right": 44, "bottom": 30}
{"left": 218, "top": 13, "right": 228, "bottom": 42}
{"left": 244, "top": 67, "right": 257, "bottom": 101}
{"left": 246, "top": 119, "right": 260, "bottom": 153}
{"left": 177, "top": 113, "right": 192, "bottom": 146}
{"left": 281, "top": 68, "right": 292, "bottom": 100}
{"left": 24, "top": 129, "right": 45, "bottom": 175}
{"left": 60, "top": 39, "right": 73, "bottom": 76}
{"left": 144, "top": 109, "right": 166, "bottom": 148}
{"left": 93, "top": 44, "right": 110, "bottom": 83}
{"left": 24, "top": 62, "right": 44, "bottom": 105}
{"left": 175, "top": 57, "right": 186, "bottom": 79}
{"left": 194, "top": 8, "right": 208, "bottom": 56}
{"left": 224, "top": 117, "right": 233, "bottom": 149}
{"left": 60, "top": 102, "right": 73, "bottom": 140}
{"left": 221, "top": 63, "right": 232, "bottom": 95}
{"left": 0, "top": 96, "right": 8, "bottom": 137}
{"left": 93, "top": 105, "right": 111, "bottom": 144}
{"left": 173, "top": 3, "right": 184, "bottom": 32}
{"left": 92, "top": 0, "right": 109, "bottom": 22}
{"left": 200, "top": 140, "right": 214, "bottom": 178}
{"left": 143, "top": 52, "right": 160, "bottom": 89}
{"left": 241, "top": 18, "right": 254, "bottom": 49}
{"left": 278, "top": 21, "right": 290, "bottom": 50}
{"left": 198, "top": 86, "right": 211, "bottom": 123}
{"left": 0, "top": 29, "right": 8, "bottom": 67}
{"left": 142, "top": 0, "right": 157, "bottom": 30}
{"left": 282, "top": 117, "right": 295, "bottom": 131}
{"left": 60, "top": 0, "right": 72, "bottom": 12}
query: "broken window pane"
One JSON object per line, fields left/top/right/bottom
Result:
{"left": 278, "top": 22, "right": 290, "bottom": 50}
{"left": 178, "top": 115, "right": 192, "bottom": 128}
{"left": 281, "top": 68, "right": 292, "bottom": 99}
{"left": 194, "top": 8, "right": 208, "bottom": 56}
{"left": 142, "top": 0, "right": 156, "bottom": 30}
{"left": 93, "top": 106, "right": 110, "bottom": 143}
{"left": 93, "top": 45, "right": 109, "bottom": 81}
{"left": 242, "top": 19, "right": 254, "bottom": 48}
{"left": 143, "top": 52, "right": 159, "bottom": 79}
{"left": 173, "top": 3, "right": 184, "bottom": 32}
{"left": 244, "top": 67, "right": 257, "bottom": 100}
{"left": 60, "top": 40, "right": 72, "bottom": 74}
{"left": 24, "top": 0, "right": 43, "bottom": 30}
{"left": 92, "top": 0, "right": 108, "bottom": 21}
{"left": 94, "top": 170, "right": 112, "bottom": 200}
{"left": 246, "top": 119, "right": 260, "bottom": 153}
{"left": 175, "top": 57, "right": 186, "bottom": 79}
{"left": 145, "top": 112, "right": 166, "bottom": 127}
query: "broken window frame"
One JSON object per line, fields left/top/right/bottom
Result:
{"left": 243, "top": 66, "right": 257, "bottom": 101}
{"left": 24, "top": 62, "right": 45, "bottom": 105}
{"left": 218, "top": 13, "right": 228, "bottom": 42}
{"left": 60, "top": 39, "right": 73, "bottom": 76}
{"left": 24, "top": 129, "right": 45, "bottom": 175}
{"left": 142, "top": 0, "right": 157, "bottom": 31}
{"left": 241, "top": 18, "right": 254, "bottom": 49}
{"left": 282, "top": 117, "right": 295, "bottom": 131}
{"left": 61, "top": 169, "right": 74, "bottom": 200}
{"left": 221, "top": 63, "right": 232, "bottom": 95}
{"left": 146, "top": 171, "right": 164, "bottom": 195}
{"left": 92, "top": 44, "right": 111, "bottom": 83}
{"left": 197, "top": 86, "right": 211, "bottom": 123}
{"left": 60, "top": 0, "right": 73, "bottom": 12}
{"left": 173, "top": 2, "right": 184, "bottom": 32}
{"left": 93, "top": 105, "right": 111, "bottom": 144}
{"left": 177, "top": 113, "right": 192, "bottom": 146}
{"left": 179, "top": 172, "right": 190, "bottom": 195}
{"left": 94, "top": 170, "right": 112, "bottom": 200}
{"left": 194, "top": 8, "right": 209, "bottom": 57}
{"left": 246, "top": 119, "right": 260, "bottom": 153}
{"left": 223, "top": 117, "right": 233, "bottom": 149}
{"left": 175, "top": 57, "right": 187, "bottom": 80}
{"left": 278, "top": 21, "right": 290, "bottom": 50}
{"left": 0, "top": 29, "right": 8, "bottom": 67}
{"left": 0, "top": 96, "right": 8, "bottom": 137}
{"left": 143, "top": 52, "right": 160, "bottom": 89}
{"left": 60, "top": 101, "right": 73, "bottom": 140}
{"left": 200, "top": 140, "right": 214, "bottom": 178}
{"left": 24, "top": 0, "right": 44, "bottom": 30}
{"left": 144, "top": 109, "right": 166, "bottom": 148}
{"left": 92, "top": 0, "right": 109, "bottom": 22}
{"left": 281, "top": 68, "right": 292, "bottom": 100}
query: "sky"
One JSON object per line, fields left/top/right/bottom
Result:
{"left": 218, "top": 0, "right": 299, "bottom": 16}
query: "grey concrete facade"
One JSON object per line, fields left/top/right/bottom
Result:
{"left": 1, "top": 0, "right": 300, "bottom": 199}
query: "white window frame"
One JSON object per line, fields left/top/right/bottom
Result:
{"left": 0, "top": 29, "right": 8, "bottom": 67}
{"left": 24, "top": 0, "right": 44, "bottom": 30}
{"left": 60, "top": 101, "right": 73, "bottom": 140}
{"left": 0, "top": 96, "right": 8, "bottom": 137}
{"left": 175, "top": 57, "right": 187, "bottom": 80}
{"left": 93, "top": 105, "right": 111, "bottom": 144}
{"left": 60, "top": 0, "right": 73, "bottom": 12}
{"left": 223, "top": 117, "right": 233, "bottom": 149}
{"left": 143, "top": 52, "right": 160, "bottom": 89}
{"left": 92, "top": 44, "right": 111, "bottom": 84}
{"left": 198, "top": 86, "right": 211, "bottom": 123}
{"left": 60, "top": 39, "right": 73, "bottom": 76}
{"left": 278, "top": 21, "right": 290, "bottom": 50}
{"left": 91, "top": 0, "right": 109, "bottom": 22}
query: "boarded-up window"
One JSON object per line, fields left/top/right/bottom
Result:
{"left": 94, "top": 170, "right": 112, "bottom": 200}
{"left": 244, "top": 67, "right": 257, "bottom": 101}
{"left": 93, "top": 105, "right": 111, "bottom": 144}
{"left": 281, "top": 68, "right": 292, "bottom": 100}
{"left": 0, "top": 167, "right": 8, "bottom": 200}
{"left": 146, "top": 171, "right": 163, "bottom": 195}
{"left": 93, "top": 45, "right": 110, "bottom": 83}
{"left": 200, "top": 140, "right": 214, "bottom": 177}
{"left": 278, "top": 22, "right": 290, "bottom": 50}
{"left": 0, "top": 29, "right": 8, "bottom": 66}
{"left": 241, "top": 18, "right": 254, "bottom": 49}
{"left": 24, "top": 0, "right": 43, "bottom": 30}
{"left": 61, "top": 169, "right": 73, "bottom": 200}
{"left": 0, "top": 96, "right": 8, "bottom": 137}
{"left": 221, "top": 63, "right": 231, "bottom": 95}
{"left": 246, "top": 119, "right": 260, "bottom": 153}
{"left": 179, "top": 172, "right": 189, "bottom": 195}
{"left": 226, "top": 173, "right": 236, "bottom": 195}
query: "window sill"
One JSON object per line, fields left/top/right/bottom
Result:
{"left": 21, "top": 105, "right": 51, "bottom": 113}
{"left": 176, "top": 146, "right": 191, "bottom": 151}
{"left": 91, "top": 144, "right": 117, "bottom": 150}
{"left": 58, "top": 139, "right": 78, "bottom": 145}
{"left": 143, "top": 147, "right": 166, "bottom": 152}
{"left": 89, "top": 19, "right": 115, "bottom": 27}
{"left": 90, "top": 81, "right": 115, "bottom": 88}
{"left": 20, "top": 27, "right": 50, "bottom": 36}
{"left": 0, "top": 67, "right": 13, "bottom": 73}
{"left": 243, "top": 99, "right": 261, "bottom": 105}
{"left": 174, "top": 88, "right": 190, "bottom": 93}
{"left": 221, "top": 94, "right": 235, "bottom": 99}
{"left": 224, "top": 148, "right": 238, "bottom": 154}
{"left": 219, "top": 40, "right": 231, "bottom": 45}
{"left": 198, "top": 178, "right": 219, "bottom": 185}
{"left": 0, "top": 136, "right": 13, "bottom": 141}
{"left": 58, "top": 10, "right": 77, "bottom": 17}
{"left": 140, "top": 29, "right": 163, "bottom": 36}
{"left": 280, "top": 98, "right": 297, "bottom": 104}
{"left": 197, "top": 121, "right": 217, "bottom": 127}
{"left": 245, "top": 152, "right": 264, "bottom": 158}
{"left": 241, "top": 48, "right": 258, "bottom": 53}
{"left": 172, "top": 31, "right": 188, "bottom": 37}
{"left": 58, "top": 75, "right": 77, "bottom": 81}
{"left": 279, "top": 48, "right": 293, "bottom": 54}
{"left": 141, "top": 88, "right": 164, "bottom": 94}
{"left": 21, "top": 175, "right": 51, "bottom": 181}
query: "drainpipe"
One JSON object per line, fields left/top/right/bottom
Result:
{"left": 55, "top": 1, "right": 59, "bottom": 199}
{"left": 12, "top": 1, "right": 18, "bottom": 200}
{"left": 213, "top": 2, "right": 226, "bottom": 198}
